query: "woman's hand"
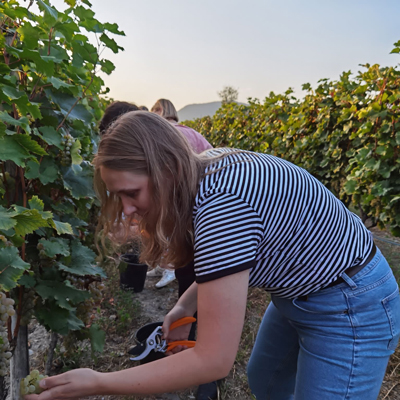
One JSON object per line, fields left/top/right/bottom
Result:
{"left": 162, "top": 305, "right": 193, "bottom": 355}
{"left": 24, "top": 368, "right": 102, "bottom": 400}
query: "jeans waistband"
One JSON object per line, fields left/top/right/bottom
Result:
{"left": 325, "top": 243, "right": 377, "bottom": 289}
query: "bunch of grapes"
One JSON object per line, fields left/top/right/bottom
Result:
{"left": 20, "top": 369, "right": 47, "bottom": 396}
{"left": 89, "top": 281, "right": 104, "bottom": 303}
{"left": 0, "top": 292, "right": 14, "bottom": 376}
{"left": 37, "top": 242, "right": 57, "bottom": 268}
{"left": 20, "top": 288, "right": 37, "bottom": 326}
{"left": 60, "top": 131, "right": 75, "bottom": 166}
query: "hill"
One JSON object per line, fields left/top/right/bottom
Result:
{"left": 177, "top": 101, "right": 222, "bottom": 121}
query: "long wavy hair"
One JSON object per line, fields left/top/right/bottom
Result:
{"left": 93, "top": 111, "right": 211, "bottom": 268}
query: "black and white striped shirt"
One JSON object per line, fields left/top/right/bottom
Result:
{"left": 193, "top": 149, "right": 373, "bottom": 298}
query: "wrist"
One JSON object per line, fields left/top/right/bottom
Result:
{"left": 95, "top": 371, "right": 109, "bottom": 395}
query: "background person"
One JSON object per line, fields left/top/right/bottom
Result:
{"left": 99, "top": 101, "right": 140, "bottom": 135}
{"left": 151, "top": 98, "right": 212, "bottom": 154}
{"left": 26, "top": 111, "right": 400, "bottom": 400}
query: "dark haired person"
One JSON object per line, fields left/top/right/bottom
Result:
{"left": 99, "top": 101, "right": 140, "bottom": 134}
{"left": 27, "top": 112, "right": 399, "bottom": 400}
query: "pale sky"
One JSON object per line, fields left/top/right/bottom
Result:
{"left": 57, "top": 1, "right": 400, "bottom": 110}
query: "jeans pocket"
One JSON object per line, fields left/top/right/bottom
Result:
{"left": 291, "top": 297, "right": 348, "bottom": 315}
{"left": 382, "top": 288, "right": 400, "bottom": 350}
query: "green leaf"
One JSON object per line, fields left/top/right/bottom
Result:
{"left": 0, "top": 207, "right": 18, "bottom": 231}
{"left": 51, "top": 220, "right": 74, "bottom": 235}
{"left": 89, "top": 324, "right": 105, "bottom": 354}
{"left": 48, "top": 77, "right": 74, "bottom": 90}
{"left": 0, "top": 135, "right": 30, "bottom": 166}
{"left": 17, "top": 21, "right": 41, "bottom": 48}
{"left": 99, "top": 33, "right": 124, "bottom": 53}
{"left": 45, "top": 90, "right": 93, "bottom": 124}
{"left": 74, "top": 5, "right": 95, "bottom": 20}
{"left": 59, "top": 240, "right": 105, "bottom": 277}
{"left": 29, "top": 196, "right": 44, "bottom": 211}
{"left": 64, "top": 0, "right": 76, "bottom": 6}
{"left": 0, "top": 111, "right": 31, "bottom": 134}
{"left": 25, "top": 157, "right": 59, "bottom": 185}
{"left": 18, "top": 274, "right": 36, "bottom": 288}
{"left": 62, "top": 163, "right": 95, "bottom": 199}
{"left": 36, "top": 304, "right": 84, "bottom": 335}
{"left": 38, "top": 237, "right": 70, "bottom": 258}
{"left": 2, "top": 85, "right": 26, "bottom": 100}
{"left": 0, "top": 247, "right": 30, "bottom": 291}
{"left": 344, "top": 179, "right": 357, "bottom": 195}
{"left": 37, "top": 126, "right": 63, "bottom": 149}
{"left": 390, "top": 196, "right": 400, "bottom": 204}
{"left": 70, "top": 139, "right": 83, "bottom": 165}
{"left": 6, "top": 47, "right": 55, "bottom": 77}
{"left": 37, "top": 0, "right": 58, "bottom": 25}
{"left": 14, "top": 135, "right": 47, "bottom": 156}
{"left": 100, "top": 59, "right": 115, "bottom": 75}
{"left": 14, "top": 99, "right": 42, "bottom": 120}
{"left": 396, "top": 132, "right": 400, "bottom": 145}
{"left": 103, "top": 22, "right": 125, "bottom": 36}
{"left": 0, "top": 63, "right": 11, "bottom": 75}
{"left": 13, "top": 209, "right": 51, "bottom": 236}
{"left": 36, "top": 280, "right": 90, "bottom": 310}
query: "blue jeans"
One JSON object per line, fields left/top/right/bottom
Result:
{"left": 247, "top": 249, "right": 400, "bottom": 400}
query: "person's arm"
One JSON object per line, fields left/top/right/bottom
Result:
{"left": 25, "top": 269, "right": 250, "bottom": 399}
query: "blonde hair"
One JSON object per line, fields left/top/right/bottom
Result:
{"left": 151, "top": 99, "right": 179, "bottom": 123}
{"left": 94, "top": 111, "right": 207, "bottom": 268}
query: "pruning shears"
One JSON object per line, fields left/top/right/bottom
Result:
{"left": 129, "top": 317, "right": 196, "bottom": 361}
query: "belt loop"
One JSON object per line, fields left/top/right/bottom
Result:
{"left": 340, "top": 272, "right": 357, "bottom": 289}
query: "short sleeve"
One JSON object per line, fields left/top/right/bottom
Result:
{"left": 194, "top": 192, "right": 263, "bottom": 283}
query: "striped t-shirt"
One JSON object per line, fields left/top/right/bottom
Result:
{"left": 193, "top": 149, "right": 373, "bottom": 298}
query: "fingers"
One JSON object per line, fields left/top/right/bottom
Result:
{"left": 165, "top": 345, "right": 188, "bottom": 356}
{"left": 162, "top": 315, "right": 172, "bottom": 338}
{"left": 39, "top": 374, "right": 69, "bottom": 390}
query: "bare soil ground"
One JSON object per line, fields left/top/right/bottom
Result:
{"left": 29, "top": 227, "right": 400, "bottom": 399}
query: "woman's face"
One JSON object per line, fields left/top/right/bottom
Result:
{"left": 152, "top": 105, "right": 162, "bottom": 116}
{"left": 100, "top": 167, "right": 151, "bottom": 217}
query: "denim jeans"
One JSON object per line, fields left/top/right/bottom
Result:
{"left": 247, "top": 248, "right": 400, "bottom": 400}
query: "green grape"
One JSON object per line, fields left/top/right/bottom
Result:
{"left": 20, "top": 371, "right": 48, "bottom": 396}
{"left": 30, "top": 369, "right": 39, "bottom": 378}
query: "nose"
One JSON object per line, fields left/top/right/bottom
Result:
{"left": 121, "top": 197, "right": 137, "bottom": 216}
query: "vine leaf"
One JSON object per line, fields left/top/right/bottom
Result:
{"left": 0, "top": 207, "right": 18, "bottom": 231}
{"left": 38, "top": 237, "right": 70, "bottom": 258}
{"left": 36, "top": 280, "right": 90, "bottom": 310}
{"left": 0, "top": 247, "right": 30, "bottom": 291}
{"left": 36, "top": 304, "right": 84, "bottom": 335}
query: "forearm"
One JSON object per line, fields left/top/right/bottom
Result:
{"left": 98, "top": 347, "right": 227, "bottom": 395}
{"left": 175, "top": 281, "right": 198, "bottom": 315}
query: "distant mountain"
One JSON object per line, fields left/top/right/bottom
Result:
{"left": 177, "top": 101, "right": 222, "bottom": 122}
{"left": 178, "top": 101, "right": 249, "bottom": 121}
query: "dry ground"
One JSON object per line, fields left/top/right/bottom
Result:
{"left": 30, "top": 227, "right": 400, "bottom": 400}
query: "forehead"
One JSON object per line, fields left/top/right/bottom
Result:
{"left": 100, "top": 166, "right": 148, "bottom": 193}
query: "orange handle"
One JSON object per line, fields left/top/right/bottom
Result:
{"left": 169, "top": 317, "right": 196, "bottom": 331}
{"left": 167, "top": 340, "right": 196, "bottom": 352}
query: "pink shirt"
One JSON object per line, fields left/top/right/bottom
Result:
{"left": 173, "top": 123, "right": 213, "bottom": 154}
